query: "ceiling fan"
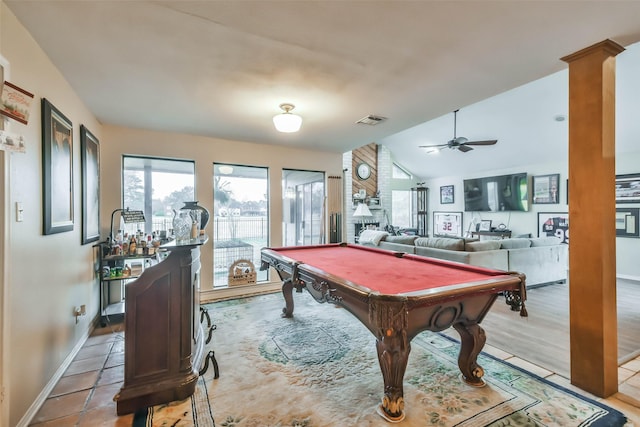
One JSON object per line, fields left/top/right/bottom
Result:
{"left": 419, "top": 109, "right": 497, "bottom": 153}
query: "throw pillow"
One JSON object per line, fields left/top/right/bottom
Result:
{"left": 500, "top": 238, "right": 532, "bottom": 249}
{"left": 465, "top": 240, "right": 502, "bottom": 252}
{"left": 414, "top": 237, "right": 465, "bottom": 251}
{"left": 529, "top": 237, "right": 562, "bottom": 247}
{"left": 384, "top": 235, "right": 418, "bottom": 245}
{"left": 359, "top": 230, "right": 389, "bottom": 245}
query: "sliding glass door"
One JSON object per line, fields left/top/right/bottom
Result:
{"left": 283, "top": 170, "right": 325, "bottom": 246}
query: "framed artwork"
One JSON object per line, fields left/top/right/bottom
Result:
{"left": 615, "top": 173, "right": 640, "bottom": 204}
{"left": 440, "top": 185, "right": 454, "bottom": 204}
{"left": 532, "top": 174, "right": 560, "bottom": 204}
{"left": 616, "top": 208, "right": 639, "bottom": 238}
{"left": 81, "top": 125, "right": 100, "bottom": 244}
{"left": 478, "top": 219, "right": 492, "bottom": 232}
{"left": 1, "top": 80, "right": 34, "bottom": 125}
{"left": 433, "top": 211, "right": 463, "bottom": 237}
{"left": 42, "top": 98, "right": 74, "bottom": 235}
{"left": 538, "top": 212, "right": 568, "bottom": 244}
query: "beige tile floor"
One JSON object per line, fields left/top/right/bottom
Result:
{"left": 28, "top": 323, "right": 640, "bottom": 426}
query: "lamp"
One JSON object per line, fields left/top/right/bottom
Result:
{"left": 273, "top": 103, "right": 302, "bottom": 133}
{"left": 353, "top": 202, "right": 373, "bottom": 228}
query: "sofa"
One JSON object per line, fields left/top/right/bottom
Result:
{"left": 357, "top": 230, "right": 568, "bottom": 288}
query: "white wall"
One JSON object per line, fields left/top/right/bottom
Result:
{"left": 2, "top": 4, "right": 103, "bottom": 425}
{"left": 424, "top": 153, "right": 640, "bottom": 280}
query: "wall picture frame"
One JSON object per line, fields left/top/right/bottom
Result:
{"left": 42, "top": 98, "right": 74, "bottom": 235}
{"left": 538, "top": 212, "right": 568, "bottom": 244}
{"left": 1, "top": 80, "right": 34, "bottom": 125}
{"left": 81, "top": 125, "right": 100, "bottom": 244}
{"left": 616, "top": 207, "right": 639, "bottom": 238}
{"left": 532, "top": 173, "right": 560, "bottom": 204}
{"left": 615, "top": 173, "right": 640, "bottom": 204}
{"left": 433, "top": 211, "right": 463, "bottom": 237}
{"left": 440, "top": 185, "right": 454, "bottom": 204}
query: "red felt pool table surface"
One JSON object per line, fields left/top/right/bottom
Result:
{"left": 271, "top": 244, "right": 513, "bottom": 295}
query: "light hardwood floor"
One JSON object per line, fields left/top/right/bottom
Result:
{"left": 477, "top": 279, "right": 640, "bottom": 379}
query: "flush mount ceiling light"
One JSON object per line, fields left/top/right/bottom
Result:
{"left": 273, "top": 103, "right": 302, "bottom": 133}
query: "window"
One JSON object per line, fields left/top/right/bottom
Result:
{"left": 122, "top": 156, "right": 195, "bottom": 238}
{"left": 213, "top": 164, "right": 268, "bottom": 287}
{"left": 391, "top": 190, "right": 412, "bottom": 228}
{"left": 392, "top": 163, "right": 411, "bottom": 179}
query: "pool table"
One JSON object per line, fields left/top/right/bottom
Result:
{"left": 260, "top": 243, "right": 527, "bottom": 423}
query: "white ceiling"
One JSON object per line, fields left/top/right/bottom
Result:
{"left": 6, "top": 1, "right": 640, "bottom": 179}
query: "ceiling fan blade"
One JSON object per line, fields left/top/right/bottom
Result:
{"left": 458, "top": 145, "right": 474, "bottom": 153}
{"left": 464, "top": 139, "right": 498, "bottom": 146}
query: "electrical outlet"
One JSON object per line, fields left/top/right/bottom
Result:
{"left": 73, "top": 306, "right": 86, "bottom": 324}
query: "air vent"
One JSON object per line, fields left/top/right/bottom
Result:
{"left": 356, "top": 115, "right": 387, "bottom": 126}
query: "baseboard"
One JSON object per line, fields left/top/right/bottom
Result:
{"left": 15, "top": 320, "right": 96, "bottom": 427}
{"left": 200, "top": 282, "right": 282, "bottom": 303}
{"left": 617, "top": 274, "right": 640, "bottom": 283}
{"left": 527, "top": 280, "right": 567, "bottom": 290}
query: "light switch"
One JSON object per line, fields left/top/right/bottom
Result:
{"left": 16, "top": 202, "right": 23, "bottom": 222}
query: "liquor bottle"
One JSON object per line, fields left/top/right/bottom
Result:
{"left": 129, "top": 235, "right": 137, "bottom": 256}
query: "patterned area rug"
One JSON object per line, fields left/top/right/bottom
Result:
{"left": 134, "top": 292, "right": 628, "bottom": 426}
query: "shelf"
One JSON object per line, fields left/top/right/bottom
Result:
{"left": 102, "top": 252, "right": 159, "bottom": 261}
{"left": 101, "top": 274, "right": 141, "bottom": 282}
{"left": 100, "top": 301, "right": 125, "bottom": 325}
{"left": 98, "top": 240, "right": 157, "bottom": 327}
{"left": 471, "top": 230, "right": 512, "bottom": 239}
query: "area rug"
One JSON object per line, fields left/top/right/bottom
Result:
{"left": 134, "top": 292, "right": 628, "bottom": 426}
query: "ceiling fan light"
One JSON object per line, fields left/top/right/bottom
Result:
{"left": 273, "top": 103, "right": 302, "bottom": 133}
{"left": 423, "top": 147, "right": 440, "bottom": 155}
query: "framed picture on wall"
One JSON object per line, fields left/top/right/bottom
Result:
{"left": 615, "top": 173, "right": 640, "bottom": 204}
{"left": 538, "top": 212, "right": 569, "bottom": 244}
{"left": 616, "top": 207, "right": 640, "bottom": 238}
{"left": 440, "top": 185, "right": 454, "bottom": 204}
{"left": 533, "top": 174, "right": 560, "bottom": 204}
{"left": 42, "top": 98, "right": 74, "bottom": 235}
{"left": 81, "top": 125, "right": 100, "bottom": 244}
{"left": 433, "top": 211, "right": 463, "bottom": 237}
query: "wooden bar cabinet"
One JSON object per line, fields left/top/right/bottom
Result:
{"left": 115, "top": 238, "right": 208, "bottom": 415}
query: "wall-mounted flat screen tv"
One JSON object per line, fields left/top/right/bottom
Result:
{"left": 463, "top": 173, "right": 529, "bottom": 212}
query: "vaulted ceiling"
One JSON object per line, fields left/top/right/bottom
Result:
{"left": 6, "top": 1, "right": 640, "bottom": 178}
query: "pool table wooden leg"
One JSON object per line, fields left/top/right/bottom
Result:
{"left": 375, "top": 332, "right": 408, "bottom": 422}
{"left": 453, "top": 322, "right": 487, "bottom": 387}
{"left": 281, "top": 278, "right": 295, "bottom": 318}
